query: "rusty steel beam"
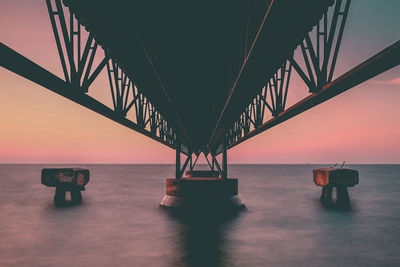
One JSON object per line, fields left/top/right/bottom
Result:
{"left": 0, "top": 42, "right": 178, "bottom": 151}
{"left": 227, "top": 40, "right": 400, "bottom": 150}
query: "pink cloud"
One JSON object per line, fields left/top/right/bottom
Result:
{"left": 371, "top": 77, "right": 400, "bottom": 85}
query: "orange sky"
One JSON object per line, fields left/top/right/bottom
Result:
{"left": 0, "top": 0, "right": 399, "bottom": 164}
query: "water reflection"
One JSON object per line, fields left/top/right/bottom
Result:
{"left": 2, "top": 164, "right": 400, "bottom": 266}
{"left": 164, "top": 208, "right": 243, "bottom": 267}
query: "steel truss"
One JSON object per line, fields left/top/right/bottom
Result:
{"left": 1, "top": 0, "right": 399, "bottom": 178}
{"left": 227, "top": 38, "right": 400, "bottom": 149}
{"left": 224, "top": 59, "right": 292, "bottom": 149}
{"left": 175, "top": 142, "right": 228, "bottom": 179}
{"left": 224, "top": 0, "right": 353, "bottom": 151}
{"left": 0, "top": 0, "right": 198, "bottom": 178}
{"left": 222, "top": 0, "right": 399, "bottom": 154}
{"left": 46, "top": 0, "right": 109, "bottom": 91}
{"left": 290, "top": 0, "right": 351, "bottom": 93}
{"left": 45, "top": 0, "right": 180, "bottom": 150}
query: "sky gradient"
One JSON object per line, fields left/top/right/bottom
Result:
{"left": 0, "top": 0, "right": 399, "bottom": 164}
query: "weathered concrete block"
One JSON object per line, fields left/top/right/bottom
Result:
{"left": 161, "top": 177, "right": 244, "bottom": 211}
{"left": 42, "top": 168, "right": 90, "bottom": 206}
{"left": 313, "top": 168, "right": 359, "bottom": 208}
{"left": 41, "top": 168, "right": 90, "bottom": 188}
{"left": 313, "top": 168, "right": 358, "bottom": 187}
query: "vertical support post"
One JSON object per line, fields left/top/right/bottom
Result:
{"left": 175, "top": 141, "right": 181, "bottom": 179}
{"left": 222, "top": 139, "right": 228, "bottom": 179}
{"left": 211, "top": 156, "right": 215, "bottom": 171}
{"left": 189, "top": 153, "right": 193, "bottom": 171}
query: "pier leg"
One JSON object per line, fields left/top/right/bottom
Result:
{"left": 326, "top": 185, "right": 333, "bottom": 205}
{"left": 320, "top": 186, "right": 327, "bottom": 202}
{"left": 321, "top": 185, "right": 350, "bottom": 208}
{"left": 71, "top": 190, "right": 82, "bottom": 204}
{"left": 176, "top": 142, "right": 181, "bottom": 179}
{"left": 222, "top": 139, "right": 227, "bottom": 179}
{"left": 320, "top": 185, "right": 333, "bottom": 206}
{"left": 54, "top": 186, "right": 66, "bottom": 205}
{"left": 336, "top": 186, "right": 350, "bottom": 206}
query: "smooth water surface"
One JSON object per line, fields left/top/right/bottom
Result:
{"left": 0, "top": 164, "right": 399, "bottom": 266}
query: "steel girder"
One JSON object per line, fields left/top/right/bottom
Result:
{"left": 1, "top": 0, "right": 185, "bottom": 153}
{"left": 219, "top": 0, "right": 399, "bottom": 154}
{"left": 221, "top": 0, "right": 354, "bottom": 152}
{"left": 0, "top": 42, "right": 178, "bottom": 150}
{"left": 226, "top": 40, "right": 400, "bottom": 150}
{"left": 46, "top": 0, "right": 182, "bottom": 151}
{"left": 1, "top": 0, "right": 399, "bottom": 169}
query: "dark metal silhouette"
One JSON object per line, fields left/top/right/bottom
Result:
{"left": 225, "top": 40, "right": 400, "bottom": 151}
{"left": 0, "top": 0, "right": 399, "bottom": 179}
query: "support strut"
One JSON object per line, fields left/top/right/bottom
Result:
{"left": 222, "top": 139, "right": 228, "bottom": 179}
{"left": 175, "top": 142, "right": 181, "bottom": 179}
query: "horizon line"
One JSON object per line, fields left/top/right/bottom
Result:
{"left": 0, "top": 162, "right": 399, "bottom": 165}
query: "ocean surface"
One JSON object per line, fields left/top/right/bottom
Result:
{"left": 0, "top": 164, "right": 399, "bottom": 267}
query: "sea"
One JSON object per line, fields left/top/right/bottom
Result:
{"left": 0, "top": 164, "right": 399, "bottom": 267}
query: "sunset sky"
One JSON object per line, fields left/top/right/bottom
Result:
{"left": 0, "top": 0, "right": 399, "bottom": 164}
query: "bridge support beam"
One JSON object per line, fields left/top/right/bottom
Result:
{"left": 227, "top": 40, "right": 400, "bottom": 150}
{"left": 0, "top": 42, "right": 179, "bottom": 150}
{"left": 162, "top": 145, "right": 243, "bottom": 211}
{"left": 222, "top": 140, "right": 228, "bottom": 179}
{"left": 175, "top": 143, "right": 181, "bottom": 179}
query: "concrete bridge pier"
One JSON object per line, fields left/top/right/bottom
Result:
{"left": 160, "top": 143, "right": 245, "bottom": 211}
{"left": 41, "top": 168, "right": 89, "bottom": 206}
{"left": 54, "top": 185, "right": 83, "bottom": 206}
{"left": 159, "top": 176, "right": 245, "bottom": 211}
{"left": 313, "top": 168, "right": 359, "bottom": 208}
{"left": 320, "top": 184, "right": 350, "bottom": 207}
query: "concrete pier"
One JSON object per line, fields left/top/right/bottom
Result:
{"left": 160, "top": 172, "right": 245, "bottom": 211}
{"left": 313, "top": 168, "right": 359, "bottom": 208}
{"left": 42, "top": 168, "right": 89, "bottom": 205}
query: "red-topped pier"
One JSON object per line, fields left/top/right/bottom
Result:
{"left": 160, "top": 171, "right": 244, "bottom": 210}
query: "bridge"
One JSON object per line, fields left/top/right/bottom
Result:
{"left": 1, "top": 0, "right": 399, "bottom": 184}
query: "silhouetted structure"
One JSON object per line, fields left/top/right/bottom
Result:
{"left": 42, "top": 168, "right": 90, "bottom": 205}
{"left": 0, "top": 1, "right": 399, "bottom": 204}
{"left": 160, "top": 170, "right": 244, "bottom": 210}
{"left": 313, "top": 168, "right": 359, "bottom": 208}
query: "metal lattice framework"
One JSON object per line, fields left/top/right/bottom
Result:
{"left": 45, "top": 0, "right": 180, "bottom": 150}
{"left": 291, "top": 0, "right": 351, "bottom": 93}
{"left": 1, "top": 0, "right": 399, "bottom": 178}
{"left": 222, "top": 0, "right": 352, "bottom": 152}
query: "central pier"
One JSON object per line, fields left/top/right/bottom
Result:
{"left": 160, "top": 171, "right": 245, "bottom": 210}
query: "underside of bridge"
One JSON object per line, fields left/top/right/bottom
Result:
{"left": 63, "top": 0, "right": 331, "bottom": 151}
{"left": 1, "top": 0, "right": 399, "bottom": 179}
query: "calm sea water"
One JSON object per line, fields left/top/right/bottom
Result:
{"left": 0, "top": 164, "right": 399, "bottom": 267}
